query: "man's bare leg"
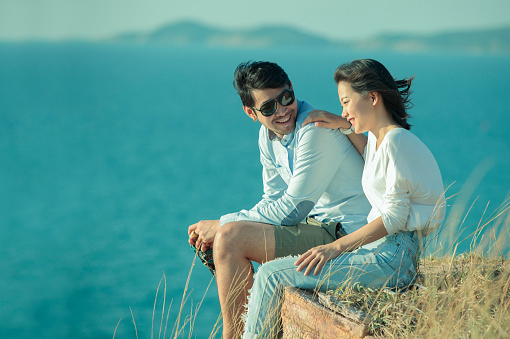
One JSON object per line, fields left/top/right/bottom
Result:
{"left": 213, "top": 221, "right": 276, "bottom": 339}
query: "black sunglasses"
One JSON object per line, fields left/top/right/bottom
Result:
{"left": 252, "top": 89, "right": 295, "bottom": 116}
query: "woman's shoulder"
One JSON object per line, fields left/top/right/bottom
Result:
{"left": 385, "top": 128, "right": 423, "bottom": 149}
{"left": 385, "top": 128, "right": 435, "bottom": 162}
{"left": 386, "top": 127, "right": 413, "bottom": 141}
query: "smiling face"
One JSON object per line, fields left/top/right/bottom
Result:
{"left": 244, "top": 86, "right": 298, "bottom": 139}
{"left": 337, "top": 81, "right": 376, "bottom": 134}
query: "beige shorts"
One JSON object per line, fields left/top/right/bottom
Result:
{"left": 273, "top": 217, "right": 346, "bottom": 258}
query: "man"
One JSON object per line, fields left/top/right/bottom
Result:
{"left": 188, "top": 61, "right": 370, "bottom": 338}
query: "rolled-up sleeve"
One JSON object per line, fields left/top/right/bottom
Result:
{"left": 220, "top": 125, "right": 350, "bottom": 227}
{"left": 380, "top": 150, "right": 411, "bottom": 235}
{"left": 378, "top": 131, "right": 446, "bottom": 235}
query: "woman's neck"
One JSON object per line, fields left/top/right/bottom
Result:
{"left": 370, "top": 112, "right": 400, "bottom": 150}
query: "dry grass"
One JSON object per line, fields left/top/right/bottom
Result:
{"left": 328, "top": 254, "right": 510, "bottom": 338}
{"left": 113, "top": 255, "right": 222, "bottom": 339}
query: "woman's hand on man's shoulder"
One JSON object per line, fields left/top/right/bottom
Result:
{"left": 303, "top": 110, "right": 350, "bottom": 130}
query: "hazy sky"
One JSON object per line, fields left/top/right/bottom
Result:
{"left": 1, "top": 0, "right": 510, "bottom": 41}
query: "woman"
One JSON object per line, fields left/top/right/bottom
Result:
{"left": 241, "top": 59, "right": 446, "bottom": 338}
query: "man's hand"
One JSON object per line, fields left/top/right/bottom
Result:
{"left": 302, "top": 110, "right": 350, "bottom": 130}
{"left": 294, "top": 242, "right": 342, "bottom": 276}
{"left": 188, "top": 220, "right": 221, "bottom": 252}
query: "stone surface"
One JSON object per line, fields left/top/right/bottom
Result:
{"left": 281, "top": 287, "right": 370, "bottom": 339}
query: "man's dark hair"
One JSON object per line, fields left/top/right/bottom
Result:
{"left": 233, "top": 61, "right": 291, "bottom": 107}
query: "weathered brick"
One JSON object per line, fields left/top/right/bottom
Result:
{"left": 281, "top": 287, "right": 370, "bottom": 339}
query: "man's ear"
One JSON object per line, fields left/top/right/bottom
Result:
{"left": 243, "top": 105, "right": 258, "bottom": 122}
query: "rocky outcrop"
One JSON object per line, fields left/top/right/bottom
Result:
{"left": 281, "top": 287, "right": 377, "bottom": 338}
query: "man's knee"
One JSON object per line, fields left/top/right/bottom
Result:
{"left": 214, "top": 221, "right": 276, "bottom": 263}
{"left": 214, "top": 222, "right": 246, "bottom": 255}
{"left": 215, "top": 220, "right": 243, "bottom": 240}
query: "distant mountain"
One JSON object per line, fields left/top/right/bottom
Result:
{"left": 357, "top": 27, "right": 510, "bottom": 54}
{"left": 112, "top": 21, "right": 510, "bottom": 54}
{"left": 114, "top": 21, "right": 340, "bottom": 48}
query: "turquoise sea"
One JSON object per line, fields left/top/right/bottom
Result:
{"left": 1, "top": 42, "right": 509, "bottom": 338}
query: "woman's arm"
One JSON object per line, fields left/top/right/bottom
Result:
{"left": 346, "top": 132, "right": 368, "bottom": 156}
{"left": 294, "top": 216, "right": 388, "bottom": 276}
{"left": 302, "top": 110, "right": 367, "bottom": 155}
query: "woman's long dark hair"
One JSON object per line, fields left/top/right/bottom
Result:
{"left": 334, "top": 59, "right": 414, "bottom": 130}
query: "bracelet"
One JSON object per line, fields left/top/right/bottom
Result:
{"left": 339, "top": 125, "right": 355, "bottom": 135}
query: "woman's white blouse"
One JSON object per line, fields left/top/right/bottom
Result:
{"left": 362, "top": 128, "right": 446, "bottom": 235}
